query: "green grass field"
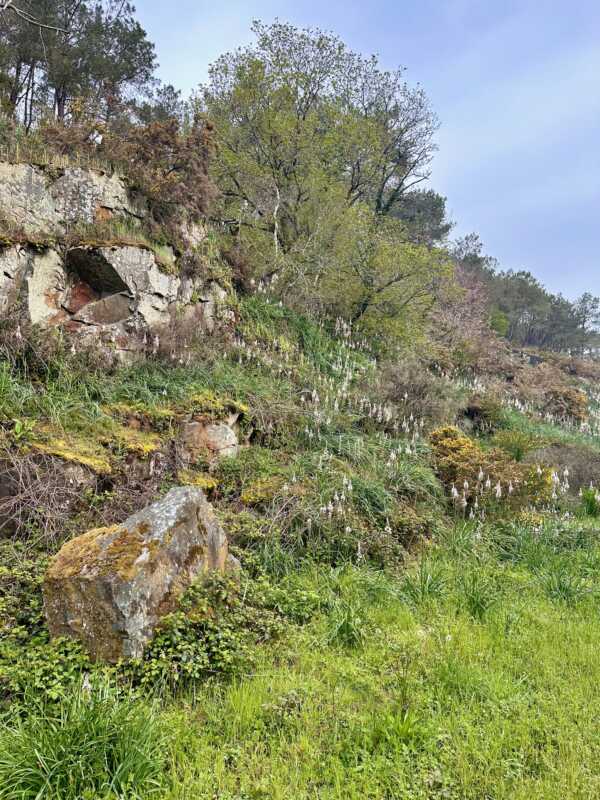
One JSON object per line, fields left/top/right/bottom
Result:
{"left": 150, "top": 519, "right": 600, "bottom": 800}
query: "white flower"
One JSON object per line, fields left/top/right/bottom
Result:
{"left": 81, "top": 673, "right": 92, "bottom": 698}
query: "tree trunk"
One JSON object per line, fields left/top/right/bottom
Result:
{"left": 55, "top": 87, "right": 67, "bottom": 122}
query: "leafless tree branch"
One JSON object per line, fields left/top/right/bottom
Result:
{"left": 0, "top": 0, "right": 67, "bottom": 32}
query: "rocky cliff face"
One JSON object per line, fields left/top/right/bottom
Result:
{"left": 0, "top": 161, "right": 146, "bottom": 235}
{"left": 0, "top": 162, "right": 231, "bottom": 359}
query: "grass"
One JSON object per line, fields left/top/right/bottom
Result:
{"left": 151, "top": 516, "right": 600, "bottom": 799}
{"left": 501, "top": 407, "right": 600, "bottom": 453}
{"left": 0, "top": 684, "right": 167, "bottom": 799}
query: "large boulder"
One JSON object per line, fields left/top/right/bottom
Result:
{"left": 66, "top": 245, "right": 180, "bottom": 328}
{"left": 43, "top": 486, "right": 234, "bottom": 662}
{"left": 0, "top": 241, "right": 231, "bottom": 360}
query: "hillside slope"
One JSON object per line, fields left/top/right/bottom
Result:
{"left": 1, "top": 286, "right": 600, "bottom": 798}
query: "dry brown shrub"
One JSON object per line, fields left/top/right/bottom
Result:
{"left": 383, "top": 358, "right": 466, "bottom": 429}
{"left": 511, "top": 361, "right": 569, "bottom": 406}
{"left": 0, "top": 444, "right": 93, "bottom": 543}
{"left": 544, "top": 387, "right": 588, "bottom": 423}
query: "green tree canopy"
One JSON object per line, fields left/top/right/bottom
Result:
{"left": 199, "top": 20, "right": 438, "bottom": 252}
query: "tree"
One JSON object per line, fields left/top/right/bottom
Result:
{"left": 134, "top": 83, "right": 184, "bottom": 125}
{"left": 390, "top": 188, "right": 453, "bottom": 245}
{"left": 0, "top": 0, "right": 65, "bottom": 31}
{"left": 275, "top": 201, "right": 451, "bottom": 343}
{"left": 453, "top": 234, "right": 600, "bottom": 353}
{"left": 199, "top": 20, "right": 438, "bottom": 252}
{"left": 0, "top": 1, "right": 156, "bottom": 124}
{"left": 574, "top": 293, "right": 600, "bottom": 353}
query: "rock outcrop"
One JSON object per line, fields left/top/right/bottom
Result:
{"left": 0, "top": 162, "right": 146, "bottom": 235}
{"left": 43, "top": 486, "right": 234, "bottom": 662}
{"left": 0, "top": 162, "right": 232, "bottom": 358}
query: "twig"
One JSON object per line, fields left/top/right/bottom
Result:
{"left": 0, "top": 0, "right": 67, "bottom": 32}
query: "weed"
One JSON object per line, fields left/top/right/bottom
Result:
{"left": 324, "top": 598, "right": 368, "bottom": 648}
{"left": 400, "top": 559, "right": 446, "bottom": 605}
{"left": 459, "top": 570, "right": 499, "bottom": 620}
{"left": 539, "top": 562, "right": 590, "bottom": 605}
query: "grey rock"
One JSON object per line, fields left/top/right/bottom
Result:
{"left": 43, "top": 486, "right": 233, "bottom": 662}
{"left": 0, "top": 162, "right": 145, "bottom": 235}
{"left": 67, "top": 246, "right": 179, "bottom": 327}
{"left": 0, "top": 245, "right": 30, "bottom": 315}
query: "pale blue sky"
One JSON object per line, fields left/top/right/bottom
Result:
{"left": 136, "top": 0, "right": 600, "bottom": 298}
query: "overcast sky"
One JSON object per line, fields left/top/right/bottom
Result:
{"left": 136, "top": 0, "right": 600, "bottom": 299}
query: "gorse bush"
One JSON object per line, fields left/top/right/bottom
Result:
{"left": 0, "top": 684, "right": 167, "bottom": 800}
{"left": 430, "top": 425, "right": 553, "bottom": 514}
{"left": 544, "top": 386, "right": 589, "bottom": 423}
{"left": 492, "top": 429, "right": 543, "bottom": 462}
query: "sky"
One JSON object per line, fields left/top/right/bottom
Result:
{"left": 135, "top": 0, "right": 600, "bottom": 299}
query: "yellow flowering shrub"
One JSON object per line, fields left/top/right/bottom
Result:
{"left": 430, "top": 426, "right": 553, "bottom": 512}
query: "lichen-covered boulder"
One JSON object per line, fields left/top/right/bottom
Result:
{"left": 43, "top": 486, "right": 232, "bottom": 662}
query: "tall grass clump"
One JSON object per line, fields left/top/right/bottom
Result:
{"left": 581, "top": 487, "right": 600, "bottom": 517}
{"left": 400, "top": 559, "right": 446, "bottom": 605}
{"left": 0, "top": 684, "right": 168, "bottom": 799}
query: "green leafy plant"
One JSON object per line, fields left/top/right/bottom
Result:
{"left": 10, "top": 418, "right": 35, "bottom": 443}
{"left": 125, "top": 573, "right": 284, "bottom": 690}
{"left": 367, "top": 706, "right": 424, "bottom": 751}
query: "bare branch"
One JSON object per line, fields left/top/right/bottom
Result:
{"left": 0, "top": 0, "right": 67, "bottom": 32}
